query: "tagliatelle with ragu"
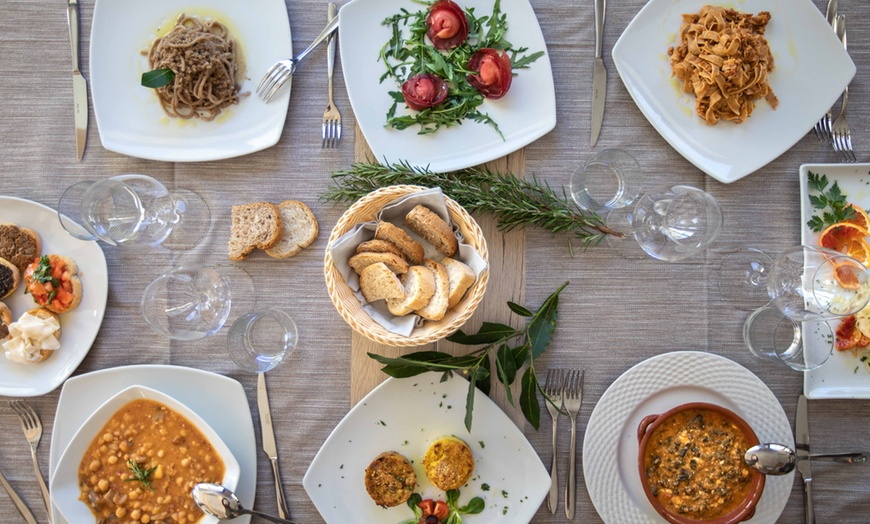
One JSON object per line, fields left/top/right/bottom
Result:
{"left": 668, "top": 5, "right": 778, "bottom": 125}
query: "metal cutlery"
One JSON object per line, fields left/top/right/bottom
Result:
{"left": 831, "top": 15, "right": 857, "bottom": 163}
{"left": 258, "top": 372, "right": 291, "bottom": 519}
{"left": 0, "top": 466, "right": 37, "bottom": 524}
{"left": 813, "top": 0, "right": 838, "bottom": 143}
{"left": 543, "top": 369, "right": 564, "bottom": 514}
{"left": 9, "top": 400, "right": 50, "bottom": 523}
{"left": 257, "top": 13, "right": 341, "bottom": 103}
{"left": 563, "top": 369, "right": 584, "bottom": 519}
{"left": 796, "top": 395, "right": 814, "bottom": 524}
{"left": 590, "top": 0, "right": 607, "bottom": 146}
{"left": 322, "top": 3, "right": 342, "bottom": 148}
{"left": 67, "top": 0, "right": 88, "bottom": 161}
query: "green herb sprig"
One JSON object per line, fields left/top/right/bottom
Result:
{"left": 28, "top": 256, "right": 59, "bottom": 303}
{"left": 322, "top": 160, "right": 624, "bottom": 250}
{"left": 141, "top": 68, "right": 175, "bottom": 89}
{"left": 807, "top": 171, "right": 857, "bottom": 232}
{"left": 124, "top": 459, "right": 157, "bottom": 491}
{"left": 369, "top": 282, "right": 568, "bottom": 431}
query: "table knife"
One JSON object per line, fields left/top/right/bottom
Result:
{"left": 590, "top": 0, "right": 607, "bottom": 147}
{"left": 67, "top": 0, "right": 88, "bottom": 161}
{"left": 796, "top": 395, "right": 814, "bottom": 524}
{"left": 258, "top": 372, "right": 291, "bottom": 520}
{"left": 0, "top": 467, "right": 38, "bottom": 524}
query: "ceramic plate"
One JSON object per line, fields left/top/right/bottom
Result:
{"left": 49, "top": 365, "right": 257, "bottom": 524}
{"left": 611, "top": 0, "right": 855, "bottom": 183}
{"left": 338, "top": 0, "right": 556, "bottom": 173}
{"left": 0, "top": 196, "right": 107, "bottom": 397}
{"left": 89, "top": 0, "right": 292, "bottom": 161}
{"left": 303, "top": 373, "right": 549, "bottom": 523}
{"left": 583, "top": 351, "right": 793, "bottom": 523}
{"left": 800, "top": 163, "right": 870, "bottom": 399}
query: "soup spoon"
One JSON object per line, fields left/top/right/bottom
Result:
{"left": 744, "top": 443, "right": 869, "bottom": 475}
{"left": 192, "top": 483, "right": 296, "bottom": 523}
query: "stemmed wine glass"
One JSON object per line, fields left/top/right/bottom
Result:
{"left": 57, "top": 174, "right": 210, "bottom": 250}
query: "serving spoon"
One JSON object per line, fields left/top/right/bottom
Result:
{"left": 744, "top": 443, "right": 869, "bottom": 475}
{"left": 192, "top": 483, "right": 296, "bottom": 524}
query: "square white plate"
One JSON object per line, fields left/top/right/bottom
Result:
{"left": 800, "top": 163, "right": 870, "bottom": 399}
{"left": 89, "top": 0, "right": 292, "bottom": 162}
{"left": 338, "top": 0, "right": 556, "bottom": 173}
{"left": 612, "top": 0, "right": 855, "bottom": 184}
{"left": 303, "top": 373, "right": 550, "bottom": 523}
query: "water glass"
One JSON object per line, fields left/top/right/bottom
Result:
{"left": 570, "top": 149, "right": 644, "bottom": 212}
{"left": 227, "top": 309, "right": 298, "bottom": 372}
{"left": 141, "top": 266, "right": 234, "bottom": 340}
{"left": 743, "top": 305, "right": 833, "bottom": 371}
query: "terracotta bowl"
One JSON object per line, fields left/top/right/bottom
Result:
{"left": 636, "top": 402, "right": 765, "bottom": 524}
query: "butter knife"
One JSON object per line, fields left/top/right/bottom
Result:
{"left": 67, "top": 0, "right": 88, "bottom": 161}
{"left": 258, "top": 372, "right": 291, "bottom": 519}
{"left": 796, "top": 395, "right": 814, "bottom": 524}
{"left": 590, "top": 0, "right": 607, "bottom": 147}
{"left": 0, "top": 467, "right": 38, "bottom": 524}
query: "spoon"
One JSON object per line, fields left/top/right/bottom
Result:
{"left": 744, "top": 443, "right": 869, "bottom": 475}
{"left": 192, "top": 483, "right": 296, "bottom": 524}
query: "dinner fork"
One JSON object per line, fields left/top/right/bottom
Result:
{"left": 813, "top": 0, "right": 838, "bottom": 143}
{"left": 563, "top": 369, "right": 584, "bottom": 520}
{"left": 257, "top": 13, "right": 341, "bottom": 103}
{"left": 831, "top": 15, "right": 857, "bottom": 163}
{"left": 543, "top": 369, "right": 564, "bottom": 514}
{"left": 322, "top": 3, "right": 342, "bottom": 148}
{"left": 9, "top": 400, "right": 50, "bottom": 522}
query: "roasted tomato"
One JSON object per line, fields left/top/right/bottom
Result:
{"left": 417, "top": 498, "right": 449, "bottom": 524}
{"left": 402, "top": 73, "right": 449, "bottom": 110}
{"left": 467, "top": 48, "right": 512, "bottom": 99}
{"left": 426, "top": 0, "right": 469, "bottom": 50}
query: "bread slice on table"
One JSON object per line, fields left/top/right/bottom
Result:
{"left": 386, "top": 266, "right": 436, "bottom": 316}
{"left": 374, "top": 222, "right": 424, "bottom": 265}
{"left": 360, "top": 262, "right": 405, "bottom": 302}
{"left": 0, "top": 224, "right": 41, "bottom": 272}
{"left": 228, "top": 203, "right": 284, "bottom": 260}
{"left": 356, "top": 239, "right": 405, "bottom": 259}
{"left": 349, "top": 252, "right": 409, "bottom": 275}
{"left": 0, "top": 301, "right": 12, "bottom": 340}
{"left": 0, "top": 257, "right": 20, "bottom": 299}
{"left": 405, "top": 205, "right": 458, "bottom": 257}
{"left": 442, "top": 257, "right": 476, "bottom": 309}
{"left": 265, "top": 200, "right": 319, "bottom": 259}
{"left": 415, "top": 259, "right": 449, "bottom": 321}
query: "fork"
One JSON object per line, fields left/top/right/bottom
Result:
{"left": 813, "top": 0, "right": 838, "bottom": 143}
{"left": 9, "top": 400, "right": 51, "bottom": 522}
{"left": 562, "top": 369, "right": 584, "bottom": 520}
{"left": 257, "top": 13, "right": 341, "bottom": 103}
{"left": 543, "top": 369, "right": 564, "bottom": 514}
{"left": 322, "top": 3, "right": 342, "bottom": 148}
{"left": 831, "top": 15, "right": 857, "bottom": 163}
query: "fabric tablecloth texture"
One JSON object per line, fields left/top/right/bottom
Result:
{"left": 1, "top": 0, "right": 869, "bottom": 522}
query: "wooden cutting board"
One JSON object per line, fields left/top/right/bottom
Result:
{"left": 350, "top": 125, "right": 527, "bottom": 428}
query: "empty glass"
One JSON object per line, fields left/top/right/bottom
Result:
{"left": 227, "top": 309, "right": 298, "bottom": 372}
{"left": 570, "top": 149, "right": 643, "bottom": 212}
{"left": 743, "top": 305, "right": 833, "bottom": 371}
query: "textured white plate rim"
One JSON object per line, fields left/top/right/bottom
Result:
{"left": 302, "top": 372, "right": 550, "bottom": 523}
{"left": 89, "top": 0, "right": 292, "bottom": 162}
{"left": 799, "top": 163, "right": 870, "bottom": 399}
{"left": 50, "top": 384, "right": 241, "bottom": 524}
{"left": 611, "top": 0, "right": 856, "bottom": 184}
{"left": 582, "top": 351, "right": 794, "bottom": 523}
{"left": 48, "top": 364, "right": 256, "bottom": 524}
{"left": 0, "top": 196, "right": 107, "bottom": 397}
{"left": 338, "top": 0, "right": 556, "bottom": 174}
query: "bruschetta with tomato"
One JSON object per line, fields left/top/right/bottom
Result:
{"left": 23, "top": 255, "right": 82, "bottom": 314}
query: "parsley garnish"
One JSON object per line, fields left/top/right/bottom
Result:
{"left": 31, "top": 256, "right": 59, "bottom": 303}
{"left": 124, "top": 460, "right": 157, "bottom": 491}
{"left": 807, "top": 171, "right": 857, "bottom": 232}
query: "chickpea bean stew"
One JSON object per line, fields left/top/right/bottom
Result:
{"left": 77, "top": 399, "right": 225, "bottom": 524}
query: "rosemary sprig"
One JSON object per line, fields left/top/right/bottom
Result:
{"left": 368, "top": 282, "right": 568, "bottom": 431}
{"left": 322, "top": 160, "right": 623, "bottom": 249}
{"left": 124, "top": 459, "right": 157, "bottom": 491}
{"left": 807, "top": 171, "right": 857, "bottom": 232}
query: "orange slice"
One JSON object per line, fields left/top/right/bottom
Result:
{"left": 844, "top": 204, "right": 870, "bottom": 232}
{"left": 834, "top": 263, "right": 861, "bottom": 290}
{"left": 819, "top": 222, "right": 870, "bottom": 265}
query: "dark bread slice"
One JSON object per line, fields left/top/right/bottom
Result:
{"left": 374, "top": 222, "right": 424, "bottom": 265}
{"left": 405, "top": 205, "right": 458, "bottom": 256}
{"left": 0, "top": 257, "right": 20, "bottom": 299}
{"left": 0, "top": 224, "right": 41, "bottom": 272}
{"left": 228, "top": 203, "right": 284, "bottom": 260}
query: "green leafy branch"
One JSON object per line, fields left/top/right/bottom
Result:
{"left": 807, "top": 171, "right": 856, "bottom": 232}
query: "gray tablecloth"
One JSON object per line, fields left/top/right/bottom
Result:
{"left": 1, "top": 0, "right": 869, "bottom": 522}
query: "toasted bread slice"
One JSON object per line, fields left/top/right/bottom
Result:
{"left": 405, "top": 205, "right": 458, "bottom": 257}
{"left": 0, "top": 257, "right": 20, "bottom": 299}
{"left": 360, "top": 262, "right": 405, "bottom": 302}
{"left": 386, "top": 266, "right": 436, "bottom": 316}
{"left": 23, "top": 255, "right": 82, "bottom": 314}
{"left": 228, "top": 203, "right": 284, "bottom": 260}
{"left": 442, "top": 257, "right": 475, "bottom": 309}
{"left": 0, "top": 302, "right": 11, "bottom": 340}
{"left": 374, "top": 222, "right": 424, "bottom": 265}
{"left": 356, "top": 239, "right": 405, "bottom": 259}
{"left": 0, "top": 224, "right": 41, "bottom": 272}
{"left": 349, "top": 252, "right": 409, "bottom": 275}
{"left": 264, "top": 200, "right": 319, "bottom": 259}
{"left": 415, "top": 259, "right": 449, "bottom": 321}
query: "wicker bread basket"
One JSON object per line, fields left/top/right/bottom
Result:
{"left": 324, "top": 185, "right": 489, "bottom": 347}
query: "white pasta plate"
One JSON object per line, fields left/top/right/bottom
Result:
{"left": 89, "top": 0, "right": 292, "bottom": 162}
{"left": 0, "top": 196, "right": 107, "bottom": 397}
{"left": 303, "top": 372, "right": 550, "bottom": 523}
{"left": 51, "top": 384, "right": 241, "bottom": 524}
{"left": 800, "top": 163, "right": 870, "bottom": 399}
{"left": 338, "top": 0, "right": 556, "bottom": 173}
{"left": 612, "top": 0, "right": 855, "bottom": 184}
